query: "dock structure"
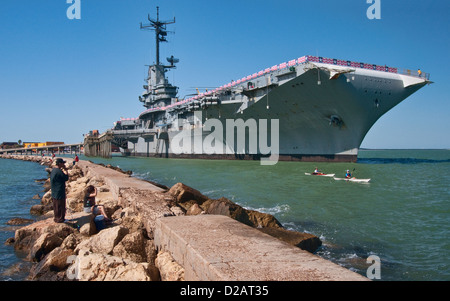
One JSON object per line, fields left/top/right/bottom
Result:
{"left": 83, "top": 129, "right": 159, "bottom": 158}
{"left": 83, "top": 132, "right": 114, "bottom": 158}
{"left": 0, "top": 143, "right": 83, "bottom": 156}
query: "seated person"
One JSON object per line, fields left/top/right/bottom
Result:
{"left": 345, "top": 170, "right": 352, "bottom": 178}
{"left": 83, "top": 185, "right": 110, "bottom": 220}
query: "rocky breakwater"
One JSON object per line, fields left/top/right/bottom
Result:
{"left": 2, "top": 154, "right": 321, "bottom": 281}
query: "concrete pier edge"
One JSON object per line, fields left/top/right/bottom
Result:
{"left": 154, "top": 215, "right": 368, "bottom": 281}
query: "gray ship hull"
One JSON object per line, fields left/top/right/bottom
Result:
{"left": 121, "top": 61, "right": 428, "bottom": 162}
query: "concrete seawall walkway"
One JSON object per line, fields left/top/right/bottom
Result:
{"left": 76, "top": 160, "right": 165, "bottom": 199}
{"left": 155, "top": 215, "right": 368, "bottom": 281}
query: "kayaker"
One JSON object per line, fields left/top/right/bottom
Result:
{"left": 345, "top": 170, "right": 352, "bottom": 178}
{"left": 313, "top": 167, "right": 319, "bottom": 174}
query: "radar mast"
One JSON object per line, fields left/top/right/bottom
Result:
{"left": 139, "top": 7, "right": 179, "bottom": 110}
{"left": 140, "top": 6, "right": 176, "bottom": 66}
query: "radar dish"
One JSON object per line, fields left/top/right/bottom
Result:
{"left": 167, "top": 55, "right": 180, "bottom": 65}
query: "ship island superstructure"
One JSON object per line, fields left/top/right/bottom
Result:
{"left": 89, "top": 8, "right": 431, "bottom": 162}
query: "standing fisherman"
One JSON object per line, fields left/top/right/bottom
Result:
{"left": 50, "top": 158, "right": 69, "bottom": 223}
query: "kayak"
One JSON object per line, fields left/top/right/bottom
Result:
{"left": 333, "top": 177, "right": 371, "bottom": 183}
{"left": 334, "top": 177, "right": 371, "bottom": 183}
{"left": 305, "top": 172, "right": 335, "bottom": 177}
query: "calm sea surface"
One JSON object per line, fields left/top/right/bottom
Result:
{"left": 1, "top": 149, "right": 449, "bottom": 281}
{"left": 0, "top": 159, "right": 44, "bottom": 280}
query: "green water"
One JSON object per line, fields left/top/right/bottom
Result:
{"left": 82, "top": 149, "right": 449, "bottom": 281}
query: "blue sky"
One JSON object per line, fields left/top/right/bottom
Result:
{"left": 0, "top": 0, "right": 448, "bottom": 148}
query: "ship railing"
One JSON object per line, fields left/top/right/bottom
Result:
{"left": 108, "top": 129, "right": 157, "bottom": 136}
{"left": 396, "top": 68, "right": 430, "bottom": 80}
{"left": 307, "top": 55, "right": 430, "bottom": 80}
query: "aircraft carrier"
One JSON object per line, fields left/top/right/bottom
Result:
{"left": 104, "top": 8, "right": 431, "bottom": 163}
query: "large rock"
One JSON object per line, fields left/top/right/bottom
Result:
{"left": 71, "top": 250, "right": 159, "bottom": 281}
{"left": 42, "top": 178, "right": 51, "bottom": 192}
{"left": 41, "top": 190, "right": 52, "bottom": 206}
{"left": 119, "top": 188, "right": 174, "bottom": 238}
{"left": 205, "top": 197, "right": 282, "bottom": 229}
{"left": 28, "top": 246, "right": 75, "bottom": 280}
{"left": 76, "top": 213, "right": 97, "bottom": 236}
{"left": 120, "top": 215, "right": 146, "bottom": 235}
{"left": 99, "top": 198, "right": 121, "bottom": 218}
{"left": 6, "top": 217, "right": 34, "bottom": 226}
{"left": 168, "top": 182, "right": 208, "bottom": 209}
{"left": 246, "top": 209, "right": 283, "bottom": 229}
{"left": 258, "top": 227, "right": 322, "bottom": 253}
{"left": 28, "top": 232, "right": 64, "bottom": 262}
{"left": 30, "top": 204, "right": 52, "bottom": 215}
{"left": 112, "top": 231, "right": 148, "bottom": 263}
{"left": 155, "top": 251, "right": 185, "bottom": 281}
{"left": 75, "top": 226, "right": 129, "bottom": 255}
{"left": 60, "top": 233, "right": 82, "bottom": 250}
{"left": 66, "top": 182, "right": 87, "bottom": 212}
{"left": 186, "top": 203, "right": 204, "bottom": 215}
{"left": 173, "top": 188, "right": 283, "bottom": 229}
{"left": 68, "top": 165, "right": 84, "bottom": 182}
{"left": 14, "top": 219, "right": 75, "bottom": 259}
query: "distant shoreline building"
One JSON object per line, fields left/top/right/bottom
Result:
{"left": 23, "top": 142, "right": 65, "bottom": 148}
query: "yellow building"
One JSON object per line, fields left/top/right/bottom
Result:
{"left": 24, "top": 142, "right": 64, "bottom": 148}
{"left": 38, "top": 142, "right": 64, "bottom": 147}
{"left": 23, "top": 142, "right": 39, "bottom": 148}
